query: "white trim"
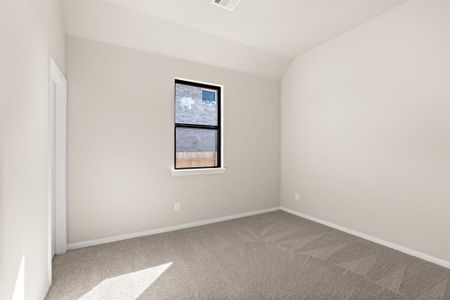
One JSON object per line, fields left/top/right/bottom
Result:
{"left": 172, "top": 167, "right": 226, "bottom": 176}
{"left": 48, "top": 58, "right": 67, "bottom": 287}
{"left": 280, "top": 206, "right": 450, "bottom": 270}
{"left": 67, "top": 205, "right": 450, "bottom": 269}
{"left": 54, "top": 78, "right": 67, "bottom": 255}
{"left": 68, "top": 207, "right": 279, "bottom": 250}
{"left": 50, "top": 58, "right": 68, "bottom": 256}
{"left": 50, "top": 59, "right": 66, "bottom": 85}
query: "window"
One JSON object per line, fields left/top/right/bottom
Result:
{"left": 174, "top": 79, "right": 221, "bottom": 169}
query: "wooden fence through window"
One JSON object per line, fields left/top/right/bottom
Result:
{"left": 176, "top": 151, "right": 218, "bottom": 168}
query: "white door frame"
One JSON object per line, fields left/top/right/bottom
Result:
{"left": 48, "top": 58, "right": 67, "bottom": 282}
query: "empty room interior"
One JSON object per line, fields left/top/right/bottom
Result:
{"left": 1, "top": 0, "right": 450, "bottom": 299}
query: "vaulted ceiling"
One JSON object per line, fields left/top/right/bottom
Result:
{"left": 63, "top": 0, "right": 406, "bottom": 78}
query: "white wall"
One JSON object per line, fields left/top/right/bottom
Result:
{"left": 281, "top": 0, "right": 450, "bottom": 263}
{"left": 0, "top": 0, "right": 66, "bottom": 299}
{"left": 66, "top": 36, "right": 280, "bottom": 244}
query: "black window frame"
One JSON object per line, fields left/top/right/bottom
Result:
{"left": 174, "top": 79, "right": 221, "bottom": 170}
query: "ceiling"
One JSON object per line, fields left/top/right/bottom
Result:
{"left": 63, "top": 0, "right": 406, "bottom": 78}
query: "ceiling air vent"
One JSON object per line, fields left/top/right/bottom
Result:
{"left": 211, "top": 0, "right": 242, "bottom": 11}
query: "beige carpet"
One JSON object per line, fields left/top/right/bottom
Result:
{"left": 47, "top": 211, "right": 450, "bottom": 299}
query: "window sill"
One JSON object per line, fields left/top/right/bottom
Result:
{"left": 171, "top": 167, "right": 227, "bottom": 177}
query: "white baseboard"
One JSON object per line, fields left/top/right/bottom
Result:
{"left": 68, "top": 207, "right": 280, "bottom": 250}
{"left": 280, "top": 206, "right": 450, "bottom": 269}
{"left": 68, "top": 205, "right": 450, "bottom": 270}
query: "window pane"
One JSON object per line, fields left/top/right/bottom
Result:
{"left": 175, "top": 83, "right": 218, "bottom": 126}
{"left": 176, "top": 128, "right": 218, "bottom": 168}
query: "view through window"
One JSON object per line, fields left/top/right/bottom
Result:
{"left": 174, "top": 79, "right": 221, "bottom": 169}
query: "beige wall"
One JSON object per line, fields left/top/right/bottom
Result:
{"left": 66, "top": 36, "right": 280, "bottom": 244}
{"left": 281, "top": 0, "right": 450, "bottom": 263}
{"left": 0, "top": 0, "right": 66, "bottom": 299}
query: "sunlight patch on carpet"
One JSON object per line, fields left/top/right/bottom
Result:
{"left": 79, "top": 262, "right": 172, "bottom": 300}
